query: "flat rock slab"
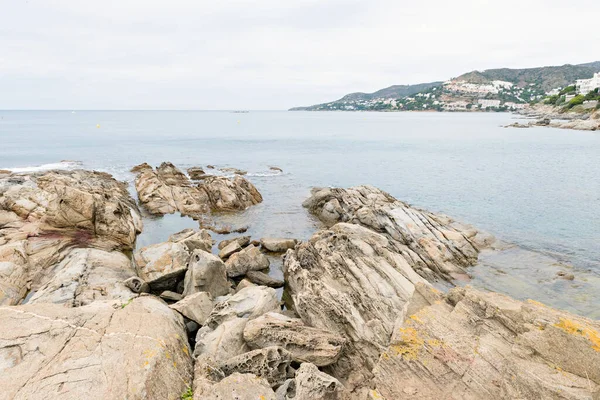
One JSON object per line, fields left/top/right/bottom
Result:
{"left": 245, "top": 271, "right": 284, "bottom": 288}
{"left": 225, "top": 245, "right": 270, "bottom": 278}
{"left": 372, "top": 286, "right": 600, "bottom": 400}
{"left": 170, "top": 291, "right": 213, "bottom": 325}
{"left": 0, "top": 296, "right": 193, "bottom": 400}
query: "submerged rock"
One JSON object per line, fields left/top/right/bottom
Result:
{"left": 187, "top": 166, "right": 210, "bottom": 180}
{"left": 372, "top": 286, "right": 600, "bottom": 399}
{"left": 302, "top": 185, "right": 493, "bottom": 282}
{"left": 218, "top": 240, "right": 243, "bottom": 259}
{"left": 217, "top": 235, "right": 251, "bottom": 250}
{"left": 0, "top": 296, "right": 193, "bottom": 400}
{"left": 243, "top": 312, "right": 345, "bottom": 366}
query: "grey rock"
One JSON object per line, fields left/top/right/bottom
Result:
{"left": 235, "top": 278, "right": 256, "bottom": 292}
{"left": 245, "top": 271, "right": 285, "bottom": 288}
{"left": 133, "top": 241, "right": 190, "bottom": 291}
{"left": 170, "top": 291, "right": 213, "bottom": 325}
{"left": 159, "top": 290, "right": 183, "bottom": 302}
{"left": 217, "top": 235, "right": 251, "bottom": 250}
{"left": 205, "top": 285, "right": 280, "bottom": 327}
{"left": 200, "top": 175, "right": 263, "bottom": 211}
{"left": 290, "top": 363, "right": 345, "bottom": 400}
{"left": 169, "top": 228, "right": 213, "bottom": 253}
{"left": 260, "top": 238, "right": 297, "bottom": 253}
{"left": 183, "top": 250, "right": 230, "bottom": 298}
{"left": 124, "top": 276, "right": 150, "bottom": 294}
{"left": 194, "top": 372, "right": 276, "bottom": 400}
{"left": 194, "top": 317, "right": 250, "bottom": 362}
{"left": 218, "top": 241, "right": 243, "bottom": 259}
{"left": 225, "top": 245, "right": 270, "bottom": 278}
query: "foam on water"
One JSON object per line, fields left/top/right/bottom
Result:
{"left": 3, "top": 160, "right": 82, "bottom": 173}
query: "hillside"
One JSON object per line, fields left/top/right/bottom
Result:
{"left": 290, "top": 81, "right": 441, "bottom": 111}
{"left": 291, "top": 61, "right": 600, "bottom": 112}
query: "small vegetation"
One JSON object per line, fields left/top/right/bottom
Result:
{"left": 565, "top": 95, "right": 585, "bottom": 109}
{"left": 181, "top": 387, "right": 193, "bottom": 400}
{"left": 558, "top": 85, "right": 576, "bottom": 96}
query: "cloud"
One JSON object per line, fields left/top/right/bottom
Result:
{"left": 0, "top": 0, "right": 599, "bottom": 109}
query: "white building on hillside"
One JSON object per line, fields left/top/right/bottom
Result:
{"left": 478, "top": 99, "right": 501, "bottom": 108}
{"left": 576, "top": 73, "right": 600, "bottom": 94}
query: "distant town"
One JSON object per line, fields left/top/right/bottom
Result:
{"left": 291, "top": 62, "right": 600, "bottom": 112}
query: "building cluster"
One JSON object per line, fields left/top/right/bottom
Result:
{"left": 576, "top": 73, "right": 600, "bottom": 94}
{"left": 443, "top": 80, "right": 513, "bottom": 94}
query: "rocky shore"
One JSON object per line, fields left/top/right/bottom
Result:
{"left": 0, "top": 166, "right": 598, "bottom": 399}
{"left": 506, "top": 104, "right": 600, "bottom": 131}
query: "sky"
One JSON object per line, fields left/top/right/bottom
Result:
{"left": 1, "top": 0, "right": 599, "bottom": 110}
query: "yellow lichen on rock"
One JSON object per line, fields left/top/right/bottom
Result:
{"left": 554, "top": 318, "right": 600, "bottom": 351}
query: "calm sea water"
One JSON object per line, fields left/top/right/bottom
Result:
{"left": 1, "top": 111, "right": 599, "bottom": 316}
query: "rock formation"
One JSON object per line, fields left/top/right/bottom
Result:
{"left": 302, "top": 186, "right": 494, "bottom": 283}
{"left": 134, "top": 162, "right": 262, "bottom": 217}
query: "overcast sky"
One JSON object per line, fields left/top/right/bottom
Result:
{"left": 1, "top": 0, "right": 599, "bottom": 110}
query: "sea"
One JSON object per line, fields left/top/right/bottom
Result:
{"left": 1, "top": 110, "right": 599, "bottom": 317}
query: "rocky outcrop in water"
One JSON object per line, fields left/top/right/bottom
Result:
{"left": 302, "top": 186, "right": 494, "bottom": 283}
{"left": 134, "top": 162, "right": 263, "bottom": 217}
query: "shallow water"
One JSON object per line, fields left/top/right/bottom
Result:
{"left": 1, "top": 110, "right": 599, "bottom": 316}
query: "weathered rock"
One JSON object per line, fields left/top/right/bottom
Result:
{"left": 27, "top": 248, "right": 136, "bottom": 306}
{"left": 134, "top": 162, "right": 211, "bottom": 216}
{"left": 169, "top": 228, "right": 213, "bottom": 253}
{"left": 200, "top": 176, "right": 263, "bottom": 211}
{"left": 277, "top": 363, "right": 344, "bottom": 400}
{"left": 205, "top": 285, "right": 280, "bottom": 327}
{"left": 302, "top": 186, "right": 494, "bottom": 282}
{"left": 124, "top": 276, "right": 150, "bottom": 293}
{"left": 0, "top": 169, "right": 12, "bottom": 175}
{"left": 245, "top": 271, "right": 285, "bottom": 288}
{"left": 372, "top": 286, "right": 600, "bottom": 400}
{"left": 170, "top": 291, "right": 213, "bottom": 325}
{"left": 284, "top": 222, "right": 429, "bottom": 389}
{"left": 0, "top": 296, "right": 193, "bottom": 400}
{"left": 243, "top": 312, "right": 345, "bottom": 366}
{"left": 130, "top": 162, "right": 151, "bottom": 173}
{"left": 260, "top": 238, "right": 297, "bottom": 253}
{"left": 219, "top": 346, "right": 292, "bottom": 387}
{"left": 217, "top": 235, "right": 251, "bottom": 250}
{"left": 225, "top": 244, "right": 270, "bottom": 278}
{"left": 0, "top": 170, "right": 142, "bottom": 305}
{"left": 183, "top": 250, "right": 230, "bottom": 298}
{"left": 134, "top": 241, "right": 190, "bottom": 291}
{"left": 159, "top": 290, "right": 182, "bottom": 302}
{"left": 218, "top": 240, "right": 243, "bottom": 259}
{"left": 187, "top": 167, "right": 210, "bottom": 180}
{"left": 269, "top": 166, "right": 283, "bottom": 172}
{"left": 194, "top": 317, "right": 250, "bottom": 362}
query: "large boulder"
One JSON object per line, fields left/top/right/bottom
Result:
{"left": 283, "top": 222, "right": 430, "bottom": 390}
{"left": 372, "top": 286, "right": 600, "bottom": 400}
{"left": 200, "top": 176, "right": 263, "bottom": 211}
{"left": 225, "top": 244, "right": 270, "bottom": 278}
{"left": 302, "top": 186, "right": 494, "bottom": 282}
{"left": 0, "top": 296, "right": 193, "bottom": 400}
{"left": 0, "top": 170, "right": 142, "bottom": 305}
{"left": 134, "top": 241, "right": 190, "bottom": 291}
{"left": 194, "top": 317, "right": 250, "bottom": 363}
{"left": 243, "top": 312, "right": 345, "bottom": 366}
{"left": 27, "top": 248, "right": 136, "bottom": 306}
{"left": 182, "top": 250, "right": 230, "bottom": 298}
{"left": 169, "top": 291, "right": 213, "bottom": 325}
{"left": 205, "top": 285, "right": 280, "bottom": 327}
{"left": 134, "top": 162, "right": 210, "bottom": 217}
{"left": 168, "top": 228, "right": 213, "bottom": 253}
{"left": 217, "top": 235, "right": 251, "bottom": 250}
